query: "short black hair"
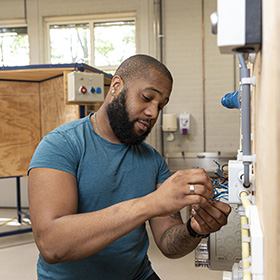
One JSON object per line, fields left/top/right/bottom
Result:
{"left": 114, "top": 54, "right": 173, "bottom": 85}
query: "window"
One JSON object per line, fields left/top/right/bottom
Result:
{"left": 94, "top": 21, "right": 136, "bottom": 74}
{"left": 49, "top": 23, "right": 90, "bottom": 65}
{"left": 47, "top": 14, "right": 136, "bottom": 74}
{"left": 0, "top": 26, "right": 29, "bottom": 66}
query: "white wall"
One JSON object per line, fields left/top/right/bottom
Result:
{"left": 163, "top": 0, "right": 240, "bottom": 154}
{"left": 0, "top": 177, "right": 28, "bottom": 207}
{"left": 0, "top": 0, "right": 240, "bottom": 207}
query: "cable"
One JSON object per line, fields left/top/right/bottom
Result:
{"left": 0, "top": 217, "right": 17, "bottom": 227}
{"left": 211, "top": 160, "right": 229, "bottom": 201}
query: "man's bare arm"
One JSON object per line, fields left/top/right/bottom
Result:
{"left": 28, "top": 168, "right": 156, "bottom": 264}
{"left": 150, "top": 212, "right": 201, "bottom": 258}
{"left": 29, "top": 167, "right": 215, "bottom": 264}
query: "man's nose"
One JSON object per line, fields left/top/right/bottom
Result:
{"left": 144, "top": 103, "right": 159, "bottom": 119}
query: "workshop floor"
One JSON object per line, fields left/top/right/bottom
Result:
{"left": 0, "top": 208, "right": 223, "bottom": 280}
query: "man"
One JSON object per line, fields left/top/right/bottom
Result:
{"left": 28, "top": 54, "right": 230, "bottom": 280}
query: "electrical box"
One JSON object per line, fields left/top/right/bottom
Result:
{"left": 67, "top": 71, "right": 104, "bottom": 103}
{"left": 228, "top": 160, "right": 252, "bottom": 204}
{"left": 208, "top": 205, "right": 242, "bottom": 271}
{"left": 195, "top": 205, "right": 242, "bottom": 271}
{"left": 213, "top": 0, "right": 262, "bottom": 54}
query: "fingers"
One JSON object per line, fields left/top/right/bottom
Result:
{"left": 153, "top": 168, "right": 215, "bottom": 217}
{"left": 191, "top": 201, "right": 231, "bottom": 234}
{"left": 172, "top": 168, "right": 214, "bottom": 201}
{"left": 186, "top": 183, "right": 214, "bottom": 201}
{"left": 210, "top": 200, "right": 231, "bottom": 216}
{"left": 179, "top": 168, "right": 213, "bottom": 192}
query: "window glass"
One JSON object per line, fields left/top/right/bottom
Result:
{"left": 48, "top": 18, "right": 136, "bottom": 73}
{"left": 94, "top": 20, "right": 136, "bottom": 68}
{"left": 49, "top": 23, "right": 90, "bottom": 64}
{"left": 0, "top": 27, "right": 29, "bottom": 66}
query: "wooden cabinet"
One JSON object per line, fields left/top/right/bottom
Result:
{"left": 0, "top": 64, "right": 111, "bottom": 177}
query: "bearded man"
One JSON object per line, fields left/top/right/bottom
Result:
{"left": 28, "top": 54, "right": 230, "bottom": 280}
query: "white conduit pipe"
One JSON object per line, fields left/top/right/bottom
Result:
{"left": 240, "top": 191, "right": 252, "bottom": 280}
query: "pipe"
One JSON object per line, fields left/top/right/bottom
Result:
{"left": 238, "top": 54, "right": 251, "bottom": 187}
{"left": 238, "top": 54, "right": 246, "bottom": 68}
{"left": 154, "top": 0, "right": 164, "bottom": 156}
{"left": 240, "top": 191, "right": 252, "bottom": 280}
{"left": 240, "top": 191, "right": 252, "bottom": 209}
{"left": 0, "top": 228, "right": 32, "bottom": 238}
{"left": 202, "top": 0, "right": 206, "bottom": 152}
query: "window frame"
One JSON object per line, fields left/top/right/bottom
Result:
{"left": 45, "top": 13, "right": 137, "bottom": 71}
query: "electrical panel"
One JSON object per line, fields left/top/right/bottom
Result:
{"left": 195, "top": 205, "right": 242, "bottom": 271}
{"left": 207, "top": 205, "right": 242, "bottom": 271}
{"left": 212, "top": 0, "right": 262, "bottom": 54}
{"left": 67, "top": 71, "right": 104, "bottom": 103}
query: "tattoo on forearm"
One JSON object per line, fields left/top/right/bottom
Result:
{"left": 169, "top": 212, "right": 181, "bottom": 220}
{"left": 160, "top": 224, "right": 199, "bottom": 256}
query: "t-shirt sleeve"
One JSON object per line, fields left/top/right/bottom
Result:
{"left": 155, "top": 151, "right": 170, "bottom": 184}
{"left": 28, "top": 131, "right": 79, "bottom": 177}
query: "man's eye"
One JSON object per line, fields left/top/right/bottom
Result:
{"left": 143, "top": 95, "right": 150, "bottom": 101}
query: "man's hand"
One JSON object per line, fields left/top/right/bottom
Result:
{"left": 151, "top": 168, "right": 214, "bottom": 217}
{"left": 190, "top": 200, "right": 231, "bottom": 235}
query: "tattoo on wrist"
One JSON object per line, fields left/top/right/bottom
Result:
{"left": 169, "top": 212, "right": 181, "bottom": 220}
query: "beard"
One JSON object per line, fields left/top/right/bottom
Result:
{"left": 106, "top": 87, "right": 152, "bottom": 145}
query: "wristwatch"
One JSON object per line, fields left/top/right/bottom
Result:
{"left": 186, "top": 216, "right": 210, "bottom": 238}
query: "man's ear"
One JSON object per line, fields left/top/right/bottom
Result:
{"left": 110, "top": 75, "right": 124, "bottom": 96}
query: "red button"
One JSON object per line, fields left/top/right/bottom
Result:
{"left": 79, "top": 86, "right": 87, "bottom": 94}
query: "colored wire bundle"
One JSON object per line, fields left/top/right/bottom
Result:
{"left": 211, "top": 160, "right": 229, "bottom": 201}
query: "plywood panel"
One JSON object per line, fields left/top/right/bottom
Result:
{"left": 40, "top": 76, "right": 79, "bottom": 137}
{"left": 253, "top": 0, "right": 280, "bottom": 278}
{"left": 0, "top": 68, "right": 69, "bottom": 82}
{"left": 0, "top": 81, "right": 40, "bottom": 177}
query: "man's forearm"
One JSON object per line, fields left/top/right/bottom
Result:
{"left": 159, "top": 223, "right": 202, "bottom": 259}
{"left": 33, "top": 195, "right": 155, "bottom": 264}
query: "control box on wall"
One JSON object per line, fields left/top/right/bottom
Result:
{"left": 67, "top": 71, "right": 104, "bottom": 103}
{"left": 211, "top": 0, "right": 262, "bottom": 54}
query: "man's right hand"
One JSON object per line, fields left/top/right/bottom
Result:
{"left": 150, "top": 168, "right": 214, "bottom": 217}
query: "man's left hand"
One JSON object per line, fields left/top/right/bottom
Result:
{"left": 190, "top": 200, "right": 231, "bottom": 235}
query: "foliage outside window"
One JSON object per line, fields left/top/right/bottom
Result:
{"left": 0, "top": 27, "right": 29, "bottom": 66}
{"left": 48, "top": 19, "right": 136, "bottom": 74}
{"left": 49, "top": 23, "right": 90, "bottom": 65}
{"left": 94, "top": 21, "right": 136, "bottom": 74}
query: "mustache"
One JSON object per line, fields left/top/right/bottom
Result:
{"left": 135, "top": 118, "right": 152, "bottom": 127}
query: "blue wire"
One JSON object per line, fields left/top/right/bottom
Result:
{"left": 218, "top": 196, "right": 229, "bottom": 201}
{"left": 218, "top": 182, "right": 228, "bottom": 189}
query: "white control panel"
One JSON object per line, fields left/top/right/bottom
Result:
{"left": 67, "top": 71, "right": 104, "bottom": 103}
{"left": 212, "top": 0, "right": 261, "bottom": 54}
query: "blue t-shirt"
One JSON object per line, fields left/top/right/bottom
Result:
{"left": 29, "top": 113, "right": 170, "bottom": 280}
